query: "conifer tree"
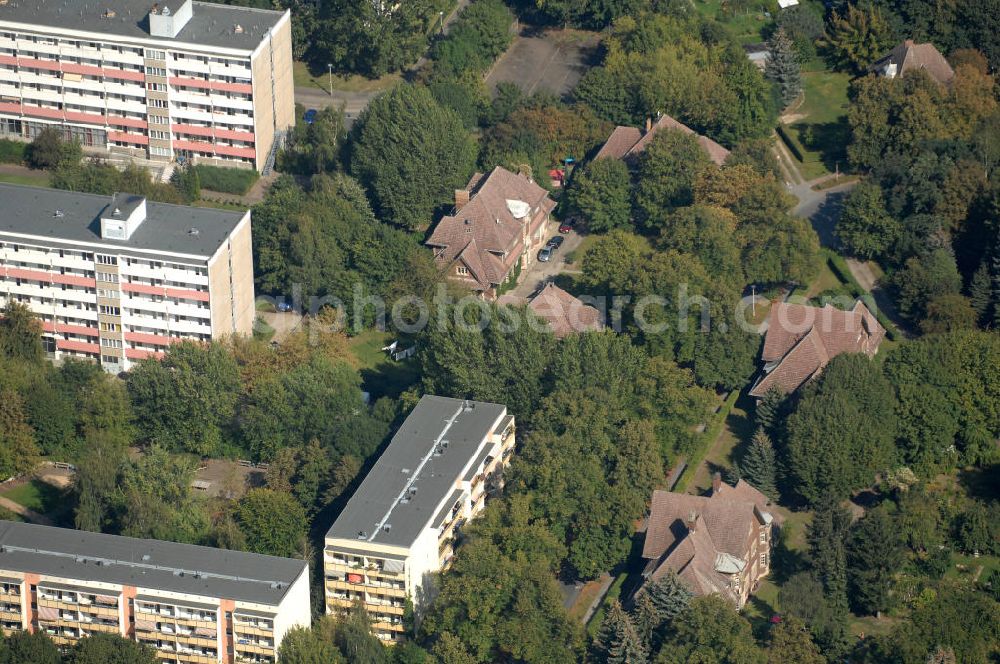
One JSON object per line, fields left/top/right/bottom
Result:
{"left": 595, "top": 601, "right": 649, "bottom": 664}
{"left": 806, "top": 493, "right": 851, "bottom": 617}
{"left": 967, "top": 262, "right": 992, "bottom": 324}
{"left": 644, "top": 571, "right": 692, "bottom": 624}
{"left": 630, "top": 592, "right": 659, "bottom": 650}
{"left": 754, "top": 387, "right": 785, "bottom": 434}
{"left": 846, "top": 508, "right": 903, "bottom": 615}
{"left": 741, "top": 428, "right": 778, "bottom": 499}
{"left": 766, "top": 28, "right": 802, "bottom": 109}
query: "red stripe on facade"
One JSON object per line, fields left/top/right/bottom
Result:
{"left": 108, "top": 131, "right": 149, "bottom": 146}
{"left": 51, "top": 273, "right": 97, "bottom": 287}
{"left": 124, "top": 332, "right": 185, "bottom": 346}
{"left": 125, "top": 348, "right": 165, "bottom": 360}
{"left": 164, "top": 287, "right": 211, "bottom": 302}
{"left": 121, "top": 282, "right": 164, "bottom": 296}
{"left": 213, "top": 127, "right": 255, "bottom": 142}
{"left": 172, "top": 124, "right": 255, "bottom": 143}
{"left": 102, "top": 68, "right": 145, "bottom": 82}
{"left": 0, "top": 101, "right": 21, "bottom": 114}
{"left": 107, "top": 115, "right": 148, "bottom": 129}
{"left": 0, "top": 55, "right": 17, "bottom": 66}
{"left": 56, "top": 339, "right": 100, "bottom": 354}
{"left": 41, "top": 321, "right": 100, "bottom": 337}
{"left": 172, "top": 139, "right": 255, "bottom": 159}
{"left": 169, "top": 76, "right": 252, "bottom": 94}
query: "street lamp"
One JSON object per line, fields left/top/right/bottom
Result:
{"left": 439, "top": 11, "right": 444, "bottom": 35}
{"left": 327, "top": 63, "right": 333, "bottom": 97}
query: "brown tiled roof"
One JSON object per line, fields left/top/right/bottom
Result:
{"left": 426, "top": 167, "right": 555, "bottom": 290}
{"left": 642, "top": 485, "right": 778, "bottom": 604}
{"left": 750, "top": 301, "right": 885, "bottom": 397}
{"left": 527, "top": 283, "right": 603, "bottom": 337}
{"left": 594, "top": 114, "right": 730, "bottom": 166}
{"left": 874, "top": 39, "right": 954, "bottom": 86}
{"left": 594, "top": 126, "right": 642, "bottom": 161}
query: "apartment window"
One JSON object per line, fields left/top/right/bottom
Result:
{"left": 101, "top": 354, "right": 119, "bottom": 364}
{"left": 760, "top": 553, "right": 767, "bottom": 567}
{"left": 145, "top": 49, "right": 166, "bottom": 60}
{"left": 149, "top": 115, "right": 169, "bottom": 125}
{"left": 150, "top": 99, "right": 168, "bottom": 108}
{"left": 100, "top": 322, "right": 119, "bottom": 332}
{"left": 99, "top": 305, "right": 121, "bottom": 316}
{"left": 146, "top": 82, "right": 167, "bottom": 92}
{"left": 96, "top": 254, "right": 117, "bottom": 265}
{"left": 150, "top": 146, "right": 171, "bottom": 157}
{"left": 97, "top": 272, "right": 119, "bottom": 283}
{"left": 456, "top": 266, "right": 468, "bottom": 276}
{"left": 145, "top": 66, "right": 166, "bottom": 76}
{"left": 100, "top": 338, "right": 122, "bottom": 348}
{"left": 97, "top": 289, "right": 119, "bottom": 299}
{"left": 150, "top": 130, "right": 169, "bottom": 140}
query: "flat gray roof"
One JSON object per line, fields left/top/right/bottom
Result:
{"left": 0, "top": 184, "right": 245, "bottom": 259}
{"left": 0, "top": 522, "right": 306, "bottom": 606}
{"left": 0, "top": 1, "right": 284, "bottom": 51}
{"left": 326, "top": 395, "right": 507, "bottom": 549}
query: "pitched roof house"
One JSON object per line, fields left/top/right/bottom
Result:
{"left": 873, "top": 40, "right": 955, "bottom": 87}
{"left": 426, "top": 167, "right": 556, "bottom": 299}
{"left": 594, "top": 113, "right": 730, "bottom": 167}
{"left": 749, "top": 300, "right": 885, "bottom": 398}
{"left": 499, "top": 282, "right": 604, "bottom": 337}
{"left": 639, "top": 475, "right": 780, "bottom": 608}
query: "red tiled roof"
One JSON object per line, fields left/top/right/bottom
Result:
{"left": 426, "top": 167, "right": 555, "bottom": 291}
{"left": 750, "top": 301, "right": 885, "bottom": 397}
{"left": 595, "top": 114, "right": 730, "bottom": 166}
{"left": 641, "top": 484, "right": 779, "bottom": 605}
{"left": 874, "top": 39, "right": 954, "bottom": 86}
{"left": 527, "top": 283, "right": 603, "bottom": 337}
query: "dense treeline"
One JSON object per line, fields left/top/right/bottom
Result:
{"left": 575, "top": 12, "right": 777, "bottom": 146}
{"left": 837, "top": 54, "right": 999, "bottom": 333}
{"left": 0, "top": 301, "right": 396, "bottom": 560}
{"left": 0, "top": 631, "right": 158, "bottom": 664}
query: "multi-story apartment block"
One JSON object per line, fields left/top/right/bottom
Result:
{"left": 0, "top": 183, "right": 254, "bottom": 372}
{"left": 0, "top": 521, "right": 309, "bottom": 664}
{"left": 324, "top": 395, "right": 516, "bottom": 641}
{"left": 0, "top": 0, "right": 294, "bottom": 171}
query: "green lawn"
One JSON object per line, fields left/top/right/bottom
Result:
{"left": 347, "top": 329, "right": 420, "bottom": 399}
{"left": 690, "top": 393, "right": 755, "bottom": 494}
{"left": 783, "top": 69, "right": 853, "bottom": 180}
{"left": 293, "top": 61, "right": 401, "bottom": 94}
{"left": 693, "top": 0, "right": 772, "bottom": 44}
{"left": 0, "top": 171, "right": 50, "bottom": 187}
{"left": 0, "top": 479, "right": 73, "bottom": 525}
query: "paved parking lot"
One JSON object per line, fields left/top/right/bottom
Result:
{"left": 486, "top": 28, "right": 599, "bottom": 98}
{"left": 507, "top": 225, "right": 584, "bottom": 299}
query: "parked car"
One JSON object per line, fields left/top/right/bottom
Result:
{"left": 303, "top": 108, "right": 318, "bottom": 124}
{"left": 558, "top": 218, "right": 577, "bottom": 234}
{"left": 546, "top": 235, "right": 564, "bottom": 250}
{"left": 537, "top": 247, "right": 552, "bottom": 262}
{"left": 276, "top": 301, "right": 293, "bottom": 312}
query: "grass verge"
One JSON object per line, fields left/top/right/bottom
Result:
{"left": 585, "top": 573, "right": 628, "bottom": 639}
{"left": 675, "top": 389, "right": 741, "bottom": 493}
{"left": 0, "top": 479, "right": 72, "bottom": 525}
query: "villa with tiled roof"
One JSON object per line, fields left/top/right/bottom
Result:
{"left": 594, "top": 114, "right": 730, "bottom": 166}
{"left": 426, "top": 167, "right": 555, "bottom": 299}
{"left": 873, "top": 40, "right": 955, "bottom": 87}
{"left": 749, "top": 300, "right": 885, "bottom": 398}
{"left": 638, "top": 475, "right": 780, "bottom": 608}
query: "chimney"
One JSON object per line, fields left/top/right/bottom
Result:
{"left": 712, "top": 472, "right": 723, "bottom": 494}
{"left": 645, "top": 117, "right": 652, "bottom": 133}
{"left": 454, "top": 189, "right": 470, "bottom": 211}
{"left": 686, "top": 511, "right": 698, "bottom": 533}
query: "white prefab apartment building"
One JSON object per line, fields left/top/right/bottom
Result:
{"left": 0, "top": 521, "right": 310, "bottom": 664}
{"left": 0, "top": 183, "right": 254, "bottom": 372}
{"left": 0, "top": 0, "right": 294, "bottom": 170}
{"left": 325, "top": 395, "right": 516, "bottom": 641}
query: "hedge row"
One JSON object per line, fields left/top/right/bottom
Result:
{"left": 0, "top": 139, "right": 25, "bottom": 164}
{"left": 195, "top": 164, "right": 259, "bottom": 195}
{"left": 776, "top": 123, "right": 806, "bottom": 163}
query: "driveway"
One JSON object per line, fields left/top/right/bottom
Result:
{"left": 507, "top": 226, "right": 583, "bottom": 299}
{"left": 486, "top": 28, "right": 599, "bottom": 98}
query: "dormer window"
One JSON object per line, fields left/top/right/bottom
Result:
{"left": 456, "top": 266, "right": 469, "bottom": 276}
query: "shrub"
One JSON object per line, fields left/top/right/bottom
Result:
{"left": 430, "top": 0, "right": 513, "bottom": 79}
{"left": 194, "top": 164, "right": 258, "bottom": 195}
{"left": 0, "top": 138, "right": 25, "bottom": 164}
